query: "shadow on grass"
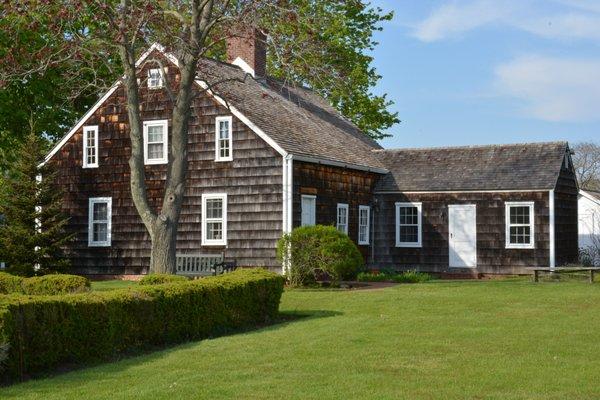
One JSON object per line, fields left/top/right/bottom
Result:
{"left": 0, "top": 308, "right": 342, "bottom": 390}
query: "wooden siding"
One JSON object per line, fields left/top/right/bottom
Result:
{"left": 372, "top": 192, "right": 551, "bottom": 274}
{"left": 292, "top": 161, "right": 380, "bottom": 259}
{"left": 554, "top": 164, "right": 579, "bottom": 265}
{"left": 50, "top": 52, "right": 283, "bottom": 275}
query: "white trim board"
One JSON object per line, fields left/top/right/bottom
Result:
{"left": 376, "top": 189, "right": 551, "bottom": 194}
{"left": 292, "top": 154, "right": 387, "bottom": 174}
{"left": 580, "top": 190, "right": 600, "bottom": 206}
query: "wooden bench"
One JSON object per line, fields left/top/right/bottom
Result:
{"left": 176, "top": 253, "right": 222, "bottom": 277}
{"left": 526, "top": 267, "right": 600, "bottom": 283}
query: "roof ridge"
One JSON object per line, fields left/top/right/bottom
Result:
{"left": 374, "top": 141, "right": 568, "bottom": 153}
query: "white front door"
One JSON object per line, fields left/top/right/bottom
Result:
{"left": 301, "top": 195, "right": 316, "bottom": 226}
{"left": 449, "top": 204, "right": 477, "bottom": 268}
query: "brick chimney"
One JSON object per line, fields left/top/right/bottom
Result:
{"left": 226, "top": 27, "right": 267, "bottom": 78}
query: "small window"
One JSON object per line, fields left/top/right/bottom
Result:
{"left": 88, "top": 197, "right": 112, "bottom": 247}
{"left": 337, "top": 203, "right": 349, "bottom": 234}
{"left": 301, "top": 195, "right": 316, "bottom": 226}
{"left": 202, "top": 193, "right": 227, "bottom": 246}
{"left": 83, "top": 125, "right": 99, "bottom": 168}
{"left": 395, "top": 202, "right": 422, "bottom": 248}
{"left": 148, "top": 68, "right": 163, "bottom": 88}
{"left": 215, "top": 116, "right": 233, "bottom": 161}
{"left": 505, "top": 202, "right": 535, "bottom": 249}
{"left": 143, "top": 120, "right": 168, "bottom": 165}
{"left": 358, "top": 205, "right": 370, "bottom": 245}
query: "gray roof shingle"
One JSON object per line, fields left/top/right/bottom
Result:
{"left": 373, "top": 142, "right": 568, "bottom": 192}
{"left": 198, "top": 59, "right": 385, "bottom": 170}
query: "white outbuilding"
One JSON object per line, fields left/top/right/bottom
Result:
{"left": 579, "top": 190, "right": 600, "bottom": 265}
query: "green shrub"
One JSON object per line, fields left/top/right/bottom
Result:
{"left": 277, "top": 225, "right": 364, "bottom": 286}
{"left": 139, "top": 273, "right": 189, "bottom": 285}
{"left": 20, "top": 274, "right": 90, "bottom": 295}
{"left": 356, "top": 272, "right": 389, "bottom": 282}
{"left": 0, "top": 268, "right": 284, "bottom": 382}
{"left": 0, "top": 272, "right": 90, "bottom": 295}
{"left": 357, "top": 270, "right": 432, "bottom": 284}
{"left": 392, "top": 270, "right": 432, "bottom": 283}
{"left": 0, "top": 272, "right": 24, "bottom": 294}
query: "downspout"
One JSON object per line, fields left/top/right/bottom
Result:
{"left": 549, "top": 189, "right": 556, "bottom": 269}
{"left": 281, "top": 154, "right": 294, "bottom": 275}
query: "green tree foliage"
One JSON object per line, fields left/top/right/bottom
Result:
{"left": 0, "top": 8, "right": 117, "bottom": 170}
{"left": 264, "top": 1, "right": 399, "bottom": 140}
{"left": 0, "top": 133, "right": 73, "bottom": 276}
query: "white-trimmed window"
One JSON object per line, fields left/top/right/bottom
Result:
{"left": 505, "top": 202, "right": 535, "bottom": 249}
{"left": 215, "top": 116, "right": 233, "bottom": 161}
{"left": 358, "top": 205, "right": 370, "bottom": 245}
{"left": 143, "top": 120, "right": 168, "bottom": 165}
{"left": 88, "top": 197, "right": 112, "bottom": 247}
{"left": 395, "top": 202, "right": 422, "bottom": 248}
{"left": 83, "top": 125, "right": 99, "bottom": 168}
{"left": 148, "top": 68, "right": 163, "bottom": 88}
{"left": 337, "top": 203, "right": 349, "bottom": 234}
{"left": 202, "top": 193, "right": 227, "bottom": 246}
{"left": 301, "top": 195, "right": 316, "bottom": 226}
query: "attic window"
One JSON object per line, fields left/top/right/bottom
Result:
{"left": 148, "top": 68, "right": 163, "bottom": 88}
{"left": 83, "top": 125, "right": 99, "bottom": 168}
{"left": 215, "top": 116, "right": 233, "bottom": 162}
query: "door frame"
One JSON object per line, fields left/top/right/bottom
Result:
{"left": 448, "top": 204, "right": 477, "bottom": 268}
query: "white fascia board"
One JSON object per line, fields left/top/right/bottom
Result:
{"left": 580, "top": 190, "right": 600, "bottom": 206}
{"left": 231, "top": 57, "right": 255, "bottom": 77}
{"left": 375, "top": 189, "right": 550, "bottom": 194}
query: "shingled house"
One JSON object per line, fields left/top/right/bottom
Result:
{"left": 44, "top": 34, "right": 578, "bottom": 278}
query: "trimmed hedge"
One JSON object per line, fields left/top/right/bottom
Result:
{"left": 0, "top": 268, "right": 284, "bottom": 382}
{"left": 0, "top": 272, "right": 90, "bottom": 295}
{"left": 0, "top": 273, "right": 23, "bottom": 294}
{"left": 139, "top": 273, "right": 189, "bottom": 285}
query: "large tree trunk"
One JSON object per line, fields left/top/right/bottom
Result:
{"left": 119, "top": 0, "right": 213, "bottom": 274}
{"left": 149, "top": 219, "right": 177, "bottom": 274}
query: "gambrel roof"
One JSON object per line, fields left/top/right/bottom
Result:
{"left": 374, "top": 142, "right": 570, "bottom": 192}
{"left": 45, "top": 44, "right": 387, "bottom": 173}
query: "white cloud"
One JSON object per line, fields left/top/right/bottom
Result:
{"left": 495, "top": 56, "right": 600, "bottom": 122}
{"left": 412, "top": 1, "right": 511, "bottom": 42}
{"left": 412, "top": 0, "right": 600, "bottom": 42}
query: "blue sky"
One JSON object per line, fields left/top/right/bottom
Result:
{"left": 370, "top": 0, "right": 600, "bottom": 149}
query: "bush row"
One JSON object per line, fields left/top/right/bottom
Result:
{"left": 0, "top": 272, "right": 90, "bottom": 295}
{"left": 139, "top": 273, "right": 189, "bottom": 285}
{"left": 0, "top": 268, "right": 284, "bottom": 382}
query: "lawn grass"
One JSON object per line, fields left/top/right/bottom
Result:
{"left": 3, "top": 280, "right": 600, "bottom": 399}
{"left": 90, "top": 280, "right": 138, "bottom": 291}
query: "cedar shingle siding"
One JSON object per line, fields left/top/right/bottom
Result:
{"left": 45, "top": 45, "right": 579, "bottom": 277}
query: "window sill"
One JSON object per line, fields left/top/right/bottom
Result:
{"left": 215, "top": 158, "right": 233, "bottom": 163}
{"left": 395, "top": 243, "right": 422, "bottom": 248}
{"left": 88, "top": 242, "right": 111, "bottom": 247}
{"left": 202, "top": 241, "right": 227, "bottom": 247}
{"left": 144, "top": 159, "right": 168, "bottom": 165}
{"left": 506, "top": 244, "right": 535, "bottom": 250}
{"left": 82, "top": 165, "right": 99, "bottom": 169}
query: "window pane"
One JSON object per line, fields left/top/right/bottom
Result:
{"left": 400, "top": 226, "right": 418, "bottom": 243}
{"left": 510, "top": 226, "right": 531, "bottom": 244}
{"left": 206, "top": 199, "right": 223, "bottom": 219}
{"left": 219, "top": 121, "right": 230, "bottom": 139}
{"left": 220, "top": 141, "right": 230, "bottom": 158}
{"left": 148, "top": 143, "right": 163, "bottom": 159}
{"left": 399, "top": 206, "right": 418, "bottom": 225}
{"left": 510, "top": 206, "right": 530, "bottom": 225}
{"left": 207, "top": 222, "right": 223, "bottom": 240}
{"left": 93, "top": 223, "right": 107, "bottom": 242}
{"left": 93, "top": 203, "right": 107, "bottom": 221}
{"left": 147, "top": 125, "right": 163, "bottom": 143}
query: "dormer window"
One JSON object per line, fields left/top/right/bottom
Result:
{"left": 148, "top": 68, "right": 163, "bottom": 88}
{"left": 215, "top": 116, "right": 233, "bottom": 162}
